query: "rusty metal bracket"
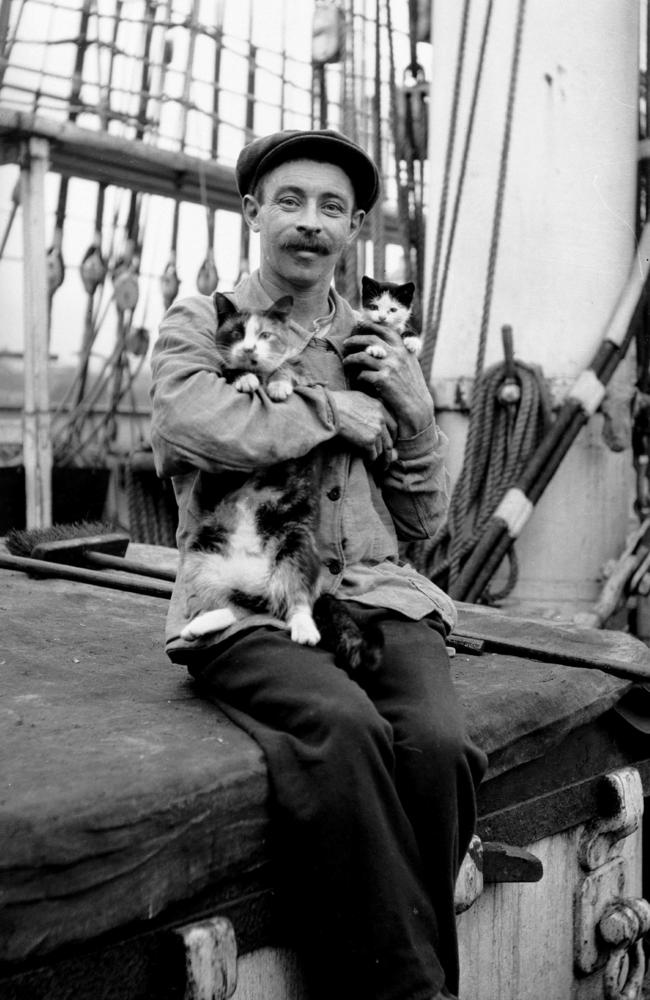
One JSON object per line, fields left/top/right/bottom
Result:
{"left": 574, "top": 767, "right": 650, "bottom": 999}
{"left": 600, "top": 899, "right": 650, "bottom": 1000}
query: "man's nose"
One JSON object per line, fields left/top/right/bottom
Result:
{"left": 296, "top": 204, "right": 322, "bottom": 232}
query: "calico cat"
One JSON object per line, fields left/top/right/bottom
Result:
{"left": 359, "top": 275, "right": 420, "bottom": 357}
{"left": 212, "top": 291, "right": 304, "bottom": 399}
{"left": 180, "top": 292, "right": 383, "bottom": 674}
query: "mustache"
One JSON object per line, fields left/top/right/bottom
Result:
{"left": 281, "top": 236, "right": 331, "bottom": 255}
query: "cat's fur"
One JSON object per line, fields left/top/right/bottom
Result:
{"left": 180, "top": 292, "right": 383, "bottom": 674}
{"left": 212, "top": 291, "right": 304, "bottom": 399}
{"left": 359, "top": 275, "right": 420, "bottom": 357}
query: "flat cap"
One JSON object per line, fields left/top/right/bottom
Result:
{"left": 235, "top": 128, "right": 381, "bottom": 213}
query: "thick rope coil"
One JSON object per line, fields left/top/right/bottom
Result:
{"left": 408, "top": 359, "right": 552, "bottom": 602}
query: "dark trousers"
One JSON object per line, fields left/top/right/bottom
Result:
{"left": 189, "top": 606, "right": 487, "bottom": 1000}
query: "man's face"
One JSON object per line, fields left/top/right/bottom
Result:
{"left": 243, "top": 159, "right": 365, "bottom": 288}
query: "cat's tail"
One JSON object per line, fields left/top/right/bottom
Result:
{"left": 313, "top": 594, "right": 384, "bottom": 674}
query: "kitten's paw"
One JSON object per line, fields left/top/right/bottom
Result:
{"left": 403, "top": 336, "right": 422, "bottom": 355}
{"left": 181, "top": 608, "right": 237, "bottom": 640}
{"left": 366, "top": 344, "right": 387, "bottom": 359}
{"left": 267, "top": 379, "right": 294, "bottom": 401}
{"left": 234, "top": 372, "right": 260, "bottom": 393}
{"left": 289, "top": 611, "right": 321, "bottom": 645}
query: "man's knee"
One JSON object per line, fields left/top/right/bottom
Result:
{"left": 311, "top": 687, "right": 392, "bottom": 753}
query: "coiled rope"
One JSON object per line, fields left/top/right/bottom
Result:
{"left": 430, "top": 358, "right": 552, "bottom": 600}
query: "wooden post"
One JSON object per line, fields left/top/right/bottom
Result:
{"left": 20, "top": 136, "right": 52, "bottom": 528}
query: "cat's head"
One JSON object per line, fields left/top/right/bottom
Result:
{"left": 360, "top": 276, "right": 415, "bottom": 332}
{"left": 215, "top": 293, "right": 294, "bottom": 374}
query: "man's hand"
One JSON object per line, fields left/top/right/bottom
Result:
{"left": 330, "top": 389, "right": 397, "bottom": 464}
{"left": 343, "top": 323, "right": 434, "bottom": 436}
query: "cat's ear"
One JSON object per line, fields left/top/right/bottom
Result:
{"left": 395, "top": 282, "right": 415, "bottom": 306}
{"left": 361, "top": 275, "right": 379, "bottom": 298}
{"left": 214, "top": 292, "right": 238, "bottom": 323}
{"left": 267, "top": 295, "right": 294, "bottom": 322}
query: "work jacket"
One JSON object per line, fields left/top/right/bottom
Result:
{"left": 149, "top": 271, "right": 457, "bottom": 663}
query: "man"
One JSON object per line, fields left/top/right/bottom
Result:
{"left": 150, "top": 128, "right": 487, "bottom": 1000}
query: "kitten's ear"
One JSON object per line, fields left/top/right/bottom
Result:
{"left": 214, "top": 292, "right": 238, "bottom": 322}
{"left": 267, "top": 295, "right": 294, "bottom": 322}
{"left": 361, "top": 275, "right": 379, "bottom": 298}
{"left": 395, "top": 282, "right": 415, "bottom": 306}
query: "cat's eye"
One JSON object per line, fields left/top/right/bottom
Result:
{"left": 389, "top": 306, "right": 398, "bottom": 312}
{"left": 258, "top": 330, "right": 273, "bottom": 340}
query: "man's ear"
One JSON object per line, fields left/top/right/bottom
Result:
{"left": 346, "top": 209, "right": 365, "bottom": 245}
{"left": 242, "top": 194, "right": 261, "bottom": 232}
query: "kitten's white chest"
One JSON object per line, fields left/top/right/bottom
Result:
{"left": 231, "top": 498, "right": 265, "bottom": 558}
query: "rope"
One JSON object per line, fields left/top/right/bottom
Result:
{"left": 419, "top": 0, "right": 470, "bottom": 378}
{"left": 475, "top": 0, "right": 527, "bottom": 380}
{"left": 371, "top": 0, "right": 385, "bottom": 279}
{"left": 385, "top": 0, "right": 414, "bottom": 282}
{"left": 431, "top": 0, "right": 494, "bottom": 353}
{"left": 421, "top": 357, "right": 552, "bottom": 601}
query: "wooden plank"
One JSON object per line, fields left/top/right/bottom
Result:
{"left": 454, "top": 601, "right": 650, "bottom": 680}
{"left": 0, "top": 109, "right": 241, "bottom": 212}
{"left": 0, "top": 109, "right": 400, "bottom": 238}
{"left": 452, "top": 652, "right": 631, "bottom": 779}
{"left": 19, "top": 136, "right": 51, "bottom": 529}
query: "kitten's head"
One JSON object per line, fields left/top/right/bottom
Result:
{"left": 215, "top": 293, "right": 294, "bottom": 374}
{"left": 360, "top": 276, "right": 415, "bottom": 333}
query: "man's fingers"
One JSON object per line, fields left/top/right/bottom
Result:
{"left": 343, "top": 350, "right": 385, "bottom": 371}
{"left": 344, "top": 322, "right": 403, "bottom": 350}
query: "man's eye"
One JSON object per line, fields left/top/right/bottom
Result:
{"left": 323, "top": 202, "right": 344, "bottom": 213}
{"left": 279, "top": 197, "right": 299, "bottom": 207}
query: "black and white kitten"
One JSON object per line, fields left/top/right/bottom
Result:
{"left": 180, "top": 293, "right": 383, "bottom": 674}
{"left": 359, "top": 275, "right": 420, "bottom": 356}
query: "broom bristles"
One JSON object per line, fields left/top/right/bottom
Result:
{"left": 5, "top": 521, "right": 117, "bottom": 557}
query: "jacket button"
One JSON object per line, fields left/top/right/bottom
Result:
{"left": 327, "top": 559, "right": 343, "bottom": 575}
{"left": 327, "top": 486, "right": 341, "bottom": 501}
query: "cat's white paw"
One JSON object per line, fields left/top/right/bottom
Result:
{"left": 366, "top": 344, "right": 387, "bottom": 359}
{"left": 267, "top": 379, "right": 294, "bottom": 401}
{"left": 288, "top": 611, "right": 321, "bottom": 646}
{"left": 181, "top": 608, "right": 237, "bottom": 640}
{"left": 234, "top": 372, "right": 260, "bottom": 393}
{"left": 403, "top": 336, "right": 422, "bottom": 355}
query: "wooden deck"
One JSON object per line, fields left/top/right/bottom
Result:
{"left": 1, "top": 544, "right": 650, "bottom": 997}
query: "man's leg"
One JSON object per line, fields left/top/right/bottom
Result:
{"left": 352, "top": 611, "right": 488, "bottom": 995}
{"left": 189, "top": 625, "right": 448, "bottom": 1000}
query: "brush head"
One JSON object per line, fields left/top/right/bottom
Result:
{"left": 5, "top": 522, "right": 130, "bottom": 563}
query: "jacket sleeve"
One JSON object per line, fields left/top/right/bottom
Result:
{"left": 380, "top": 419, "right": 451, "bottom": 540}
{"left": 149, "top": 295, "right": 340, "bottom": 476}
